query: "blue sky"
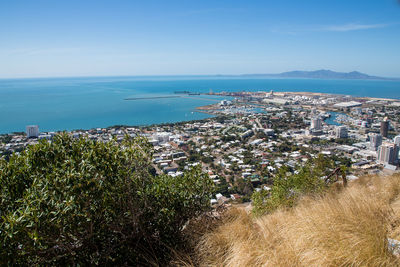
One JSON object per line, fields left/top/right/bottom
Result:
{"left": 0, "top": 0, "right": 399, "bottom": 78}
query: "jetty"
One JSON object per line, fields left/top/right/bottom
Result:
{"left": 124, "top": 96, "right": 181, "bottom": 100}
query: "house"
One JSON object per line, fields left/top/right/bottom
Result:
{"left": 230, "top": 194, "right": 241, "bottom": 201}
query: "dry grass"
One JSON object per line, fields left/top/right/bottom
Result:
{"left": 192, "top": 173, "right": 400, "bottom": 267}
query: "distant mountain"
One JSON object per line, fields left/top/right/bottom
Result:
{"left": 241, "top": 70, "right": 389, "bottom": 80}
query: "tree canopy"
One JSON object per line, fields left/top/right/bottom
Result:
{"left": 0, "top": 134, "right": 213, "bottom": 265}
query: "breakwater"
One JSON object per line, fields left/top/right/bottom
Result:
{"left": 124, "top": 96, "right": 181, "bottom": 100}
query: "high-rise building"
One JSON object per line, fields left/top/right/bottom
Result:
{"left": 394, "top": 135, "right": 400, "bottom": 146}
{"left": 335, "top": 125, "right": 348, "bottom": 138}
{"left": 311, "top": 117, "right": 322, "bottom": 130}
{"left": 380, "top": 118, "right": 389, "bottom": 137}
{"left": 377, "top": 143, "right": 399, "bottom": 165}
{"left": 26, "top": 125, "right": 39, "bottom": 138}
{"left": 369, "top": 133, "right": 382, "bottom": 151}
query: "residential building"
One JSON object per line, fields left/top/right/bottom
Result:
{"left": 394, "top": 135, "right": 400, "bottom": 146}
{"left": 26, "top": 125, "right": 39, "bottom": 138}
{"left": 377, "top": 143, "right": 399, "bottom": 165}
{"left": 369, "top": 133, "right": 382, "bottom": 151}
{"left": 380, "top": 119, "right": 389, "bottom": 137}
{"left": 335, "top": 125, "right": 348, "bottom": 138}
{"left": 311, "top": 117, "right": 322, "bottom": 130}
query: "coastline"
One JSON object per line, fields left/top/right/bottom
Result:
{"left": 280, "top": 91, "right": 400, "bottom": 102}
{"left": 1, "top": 89, "right": 399, "bottom": 136}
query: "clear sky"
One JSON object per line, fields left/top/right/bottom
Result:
{"left": 1, "top": 0, "right": 400, "bottom": 78}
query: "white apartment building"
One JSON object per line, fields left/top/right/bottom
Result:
{"left": 310, "top": 117, "right": 322, "bottom": 130}
{"left": 26, "top": 125, "right": 39, "bottom": 138}
{"left": 369, "top": 133, "right": 382, "bottom": 151}
{"left": 377, "top": 143, "right": 399, "bottom": 165}
{"left": 335, "top": 125, "right": 348, "bottom": 138}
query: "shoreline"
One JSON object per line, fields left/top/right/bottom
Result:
{"left": 210, "top": 91, "right": 400, "bottom": 103}
{"left": 1, "top": 90, "right": 399, "bottom": 136}
{"left": 0, "top": 114, "right": 218, "bottom": 136}
{"left": 279, "top": 91, "right": 400, "bottom": 102}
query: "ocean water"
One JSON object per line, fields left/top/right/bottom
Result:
{"left": 0, "top": 76, "right": 399, "bottom": 134}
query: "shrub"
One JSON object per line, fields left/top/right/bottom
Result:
{"left": 0, "top": 134, "right": 213, "bottom": 265}
{"left": 252, "top": 154, "right": 335, "bottom": 215}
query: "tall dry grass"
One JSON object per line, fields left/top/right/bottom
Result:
{"left": 193, "top": 173, "right": 400, "bottom": 267}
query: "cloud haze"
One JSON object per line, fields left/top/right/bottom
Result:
{"left": 324, "top": 23, "right": 389, "bottom": 32}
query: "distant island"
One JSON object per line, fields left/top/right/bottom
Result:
{"left": 236, "top": 69, "right": 394, "bottom": 80}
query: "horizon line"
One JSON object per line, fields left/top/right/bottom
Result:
{"left": 0, "top": 70, "right": 398, "bottom": 81}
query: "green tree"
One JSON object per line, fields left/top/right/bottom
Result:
{"left": 234, "top": 178, "right": 254, "bottom": 197}
{"left": 0, "top": 134, "right": 213, "bottom": 265}
{"left": 216, "top": 178, "right": 230, "bottom": 197}
{"left": 0, "top": 134, "right": 12, "bottom": 144}
{"left": 252, "top": 154, "right": 335, "bottom": 216}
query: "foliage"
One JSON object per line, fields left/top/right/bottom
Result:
{"left": 201, "top": 156, "right": 213, "bottom": 164}
{"left": 276, "top": 141, "right": 295, "bottom": 152}
{"left": 234, "top": 178, "right": 254, "bottom": 197}
{"left": 0, "top": 134, "right": 214, "bottom": 265}
{"left": 221, "top": 135, "right": 236, "bottom": 143}
{"left": 242, "top": 150, "right": 256, "bottom": 165}
{"left": 335, "top": 138, "right": 356, "bottom": 145}
{"left": 215, "top": 178, "right": 230, "bottom": 197}
{"left": 252, "top": 154, "right": 335, "bottom": 216}
{"left": 0, "top": 134, "right": 12, "bottom": 144}
{"left": 309, "top": 138, "right": 331, "bottom": 146}
{"left": 188, "top": 151, "right": 201, "bottom": 162}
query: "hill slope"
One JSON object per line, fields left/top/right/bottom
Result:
{"left": 277, "top": 69, "right": 382, "bottom": 79}
{"left": 241, "top": 69, "right": 387, "bottom": 80}
{"left": 193, "top": 174, "right": 400, "bottom": 266}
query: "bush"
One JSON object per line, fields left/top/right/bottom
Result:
{"left": 252, "top": 154, "right": 335, "bottom": 216}
{"left": 0, "top": 134, "right": 12, "bottom": 144}
{"left": 0, "top": 134, "right": 214, "bottom": 265}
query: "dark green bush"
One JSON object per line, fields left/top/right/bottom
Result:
{"left": 0, "top": 134, "right": 213, "bottom": 265}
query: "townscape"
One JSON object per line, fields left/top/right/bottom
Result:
{"left": 2, "top": 91, "right": 400, "bottom": 204}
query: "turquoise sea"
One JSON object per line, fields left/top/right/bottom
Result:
{"left": 0, "top": 76, "right": 399, "bottom": 134}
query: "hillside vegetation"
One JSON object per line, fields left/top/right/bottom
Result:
{"left": 0, "top": 134, "right": 213, "bottom": 265}
{"left": 192, "top": 173, "right": 400, "bottom": 267}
